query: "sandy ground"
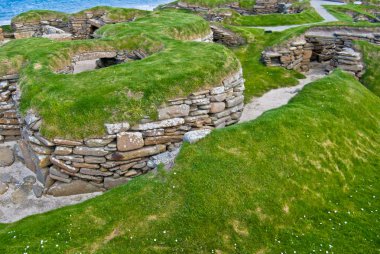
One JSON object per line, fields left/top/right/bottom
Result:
{"left": 0, "top": 142, "right": 101, "bottom": 223}
{"left": 240, "top": 64, "right": 326, "bottom": 123}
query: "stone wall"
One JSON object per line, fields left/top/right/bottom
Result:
{"left": 262, "top": 27, "right": 380, "bottom": 77}
{"left": 210, "top": 25, "right": 245, "bottom": 47}
{"left": 0, "top": 76, "right": 21, "bottom": 142}
{"left": 254, "top": 0, "right": 280, "bottom": 14}
{"left": 10, "top": 9, "right": 137, "bottom": 40}
{"left": 17, "top": 69, "right": 244, "bottom": 196}
{"left": 12, "top": 18, "right": 70, "bottom": 39}
{"left": 0, "top": 28, "right": 4, "bottom": 41}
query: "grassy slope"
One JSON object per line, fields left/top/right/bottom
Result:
{"left": 179, "top": 0, "right": 256, "bottom": 8}
{"left": 231, "top": 8, "right": 323, "bottom": 26}
{"left": 324, "top": 4, "right": 380, "bottom": 22}
{"left": 230, "top": 26, "right": 307, "bottom": 98}
{"left": 0, "top": 11, "right": 239, "bottom": 139}
{"left": 0, "top": 70, "right": 379, "bottom": 253}
{"left": 358, "top": 41, "right": 380, "bottom": 97}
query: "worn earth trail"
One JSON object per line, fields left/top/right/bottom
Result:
{"left": 240, "top": 64, "right": 327, "bottom": 123}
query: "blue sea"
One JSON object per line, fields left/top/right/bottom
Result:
{"left": 0, "top": 0, "right": 171, "bottom": 25}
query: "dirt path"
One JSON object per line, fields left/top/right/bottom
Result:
{"left": 240, "top": 65, "right": 327, "bottom": 123}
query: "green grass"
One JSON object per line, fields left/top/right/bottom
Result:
{"left": 0, "top": 70, "right": 379, "bottom": 253}
{"left": 179, "top": 0, "right": 256, "bottom": 9}
{"left": 11, "top": 10, "right": 69, "bottom": 23}
{"left": 324, "top": 4, "right": 380, "bottom": 23}
{"left": 72, "top": 6, "right": 149, "bottom": 22}
{"left": 229, "top": 26, "right": 307, "bottom": 98}
{"left": 358, "top": 41, "right": 380, "bottom": 97}
{"left": 231, "top": 8, "right": 323, "bottom": 26}
{"left": 0, "top": 10, "right": 239, "bottom": 138}
{"left": 0, "top": 25, "right": 13, "bottom": 33}
{"left": 11, "top": 7, "right": 148, "bottom": 24}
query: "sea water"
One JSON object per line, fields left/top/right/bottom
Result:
{"left": 0, "top": 0, "right": 171, "bottom": 25}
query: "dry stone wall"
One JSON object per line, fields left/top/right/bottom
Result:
{"left": 10, "top": 9, "right": 137, "bottom": 40}
{"left": 15, "top": 69, "right": 244, "bottom": 196}
{"left": 0, "top": 76, "right": 21, "bottom": 143}
{"left": 262, "top": 27, "right": 380, "bottom": 77}
{"left": 0, "top": 28, "right": 4, "bottom": 41}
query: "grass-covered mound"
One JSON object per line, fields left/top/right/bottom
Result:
{"left": 231, "top": 8, "right": 323, "bottom": 26}
{"left": 11, "top": 10, "right": 70, "bottom": 23}
{"left": 358, "top": 41, "right": 380, "bottom": 97}
{"left": 0, "top": 10, "right": 239, "bottom": 138}
{"left": 11, "top": 7, "right": 148, "bottom": 24}
{"left": 178, "top": 0, "right": 256, "bottom": 9}
{"left": 0, "top": 70, "right": 378, "bottom": 253}
{"left": 324, "top": 4, "right": 380, "bottom": 23}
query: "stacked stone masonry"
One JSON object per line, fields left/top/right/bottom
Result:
{"left": 0, "top": 76, "right": 21, "bottom": 143}
{"left": 262, "top": 27, "right": 380, "bottom": 77}
{"left": 1, "top": 69, "right": 244, "bottom": 196}
{"left": 0, "top": 28, "right": 4, "bottom": 41}
{"left": 11, "top": 9, "right": 136, "bottom": 40}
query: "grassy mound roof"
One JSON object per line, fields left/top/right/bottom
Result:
{"left": 0, "top": 10, "right": 239, "bottom": 138}
{"left": 11, "top": 7, "right": 149, "bottom": 24}
{"left": 0, "top": 70, "right": 378, "bottom": 253}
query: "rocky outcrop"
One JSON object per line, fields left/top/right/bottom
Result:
{"left": 15, "top": 69, "right": 244, "bottom": 196}
{"left": 262, "top": 27, "right": 379, "bottom": 77}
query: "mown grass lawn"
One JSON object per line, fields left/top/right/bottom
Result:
{"left": 0, "top": 70, "right": 378, "bottom": 253}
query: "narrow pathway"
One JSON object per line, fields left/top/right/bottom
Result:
{"left": 252, "top": 0, "right": 344, "bottom": 32}
{"left": 239, "top": 64, "right": 327, "bottom": 123}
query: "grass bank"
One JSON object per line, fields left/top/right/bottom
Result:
{"left": 324, "top": 4, "right": 380, "bottom": 23}
{"left": 229, "top": 26, "right": 307, "bottom": 99}
{"left": 358, "top": 41, "right": 380, "bottom": 97}
{"left": 0, "top": 70, "right": 378, "bottom": 253}
{"left": 231, "top": 8, "right": 323, "bottom": 26}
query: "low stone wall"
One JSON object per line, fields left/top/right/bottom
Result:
{"left": 18, "top": 69, "right": 244, "bottom": 196}
{"left": 12, "top": 18, "right": 70, "bottom": 39}
{"left": 0, "top": 28, "right": 4, "bottom": 41}
{"left": 0, "top": 76, "right": 21, "bottom": 142}
{"left": 262, "top": 27, "right": 379, "bottom": 77}
{"left": 210, "top": 25, "right": 245, "bottom": 47}
{"left": 254, "top": 0, "right": 280, "bottom": 14}
{"left": 10, "top": 9, "right": 137, "bottom": 40}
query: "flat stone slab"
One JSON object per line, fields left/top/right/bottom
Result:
{"left": 0, "top": 146, "right": 14, "bottom": 167}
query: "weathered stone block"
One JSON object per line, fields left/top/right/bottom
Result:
{"left": 73, "top": 146, "right": 108, "bottom": 157}
{"left": 117, "top": 132, "right": 144, "bottom": 151}
{"left": 158, "top": 104, "right": 190, "bottom": 120}
{"left": 106, "top": 145, "right": 166, "bottom": 161}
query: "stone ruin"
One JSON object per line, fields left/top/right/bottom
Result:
{"left": 0, "top": 62, "right": 245, "bottom": 196}
{"left": 262, "top": 26, "right": 380, "bottom": 78}
{"left": 10, "top": 9, "right": 139, "bottom": 40}
{"left": 167, "top": 0, "right": 302, "bottom": 17}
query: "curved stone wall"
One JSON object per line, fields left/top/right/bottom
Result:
{"left": 13, "top": 69, "right": 244, "bottom": 196}
{"left": 262, "top": 26, "right": 380, "bottom": 77}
